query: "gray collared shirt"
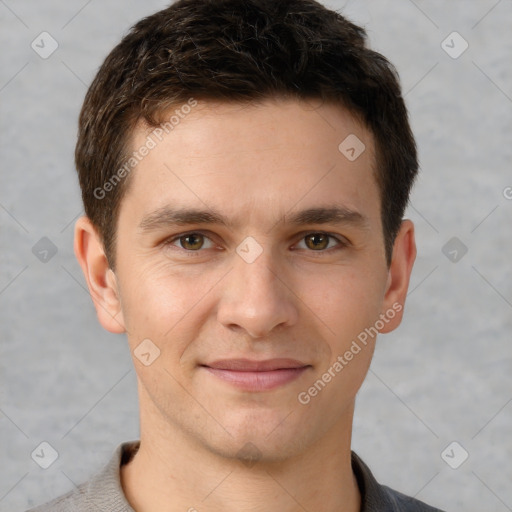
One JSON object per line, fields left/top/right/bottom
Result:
{"left": 27, "top": 441, "right": 445, "bottom": 512}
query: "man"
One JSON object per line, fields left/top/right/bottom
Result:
{"left": 28, "top": 0, "right": 445, "bottom": 510}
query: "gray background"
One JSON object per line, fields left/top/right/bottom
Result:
{"left": 1, "top": 0, "right": 511, "bottom": 511}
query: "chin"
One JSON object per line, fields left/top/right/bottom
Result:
{"left": 201, "top": 414, "right": 315, "bottom": 465}
{"left": 206, "top": 435, "right": 304, "bottom": 466}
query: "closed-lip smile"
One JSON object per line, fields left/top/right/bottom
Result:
{"left": 201, "top": 358, "right": 311, "bottom": 391}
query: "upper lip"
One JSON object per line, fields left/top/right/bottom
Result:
{"left": 203, "top": 358, "right": 309, "bottom": 371}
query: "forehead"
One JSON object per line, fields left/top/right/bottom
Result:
{"left": 121, "top": 98, "right": 379, "bottom": 226}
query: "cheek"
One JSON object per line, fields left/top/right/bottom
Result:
{"left": 296, "top": 265, "right": 385, "bottom": 342}
{"left": 295, "top": 270, "right": 381, "bottom": 412}
{"left": 118, "top": 261, "right": 213, "bottom": 347}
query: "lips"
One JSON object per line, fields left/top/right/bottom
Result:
{"left": 205, "top": 358, "right": 308, "bottom": 371}
{"left": 201, "top": 358, "right": 311, "bottom": 391}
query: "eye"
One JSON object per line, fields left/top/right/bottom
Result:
{"left": 295, "top": 232, "right": 345, "bottom": 251}
{"left": 168, "top": 232, "right": 214, "bottom": 251}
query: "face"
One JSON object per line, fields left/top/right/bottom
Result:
{"left": 77, "top": 98, "right": 415, "bottom": 462}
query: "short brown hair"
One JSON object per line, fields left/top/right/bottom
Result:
{"left": 75, "top": 0, "right": 418, "bottom": 268}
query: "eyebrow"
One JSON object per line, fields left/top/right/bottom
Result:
{"left": 286, "top": 206, "right": 369, "bottom": 228}
{"left": 139, "top": 207, "right": 230, "bottom": 232}
{"left": 138, "top": 205, "right": 370, "bottom": 233}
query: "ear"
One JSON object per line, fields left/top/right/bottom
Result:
{"left": 74, "top": 216, "right": 126, "bottom": 334}
{"left": 379, "top": 219, "right": 417, "bottom": 334}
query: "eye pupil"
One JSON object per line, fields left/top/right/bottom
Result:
{"left": 305, "top": 233, "right": 328, "bottom": 250}
{"left": 181, "top": 233, "right": 204, "bottom": 250}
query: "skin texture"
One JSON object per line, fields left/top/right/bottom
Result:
{"left": 74, "top": 98, "right": 416, "bottom": 512}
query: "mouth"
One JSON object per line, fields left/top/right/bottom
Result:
{"left": 200, "top": 358, "right": 311, "bottom": 391}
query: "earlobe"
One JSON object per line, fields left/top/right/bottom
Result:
{"left": 379, "top": 219, "right": 417, "bottom": 334}
{"left": 74, "top": 216, "right": 126, "bottom": 334}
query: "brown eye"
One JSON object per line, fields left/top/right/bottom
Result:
{"left": 178, "top": 233, "right": 205, "bottom": 250}
{"left": 304, "top": 233, "right": 330, "bottom": 250}
{"left": 165, "top": 231, "right": 216, "bottom": 254}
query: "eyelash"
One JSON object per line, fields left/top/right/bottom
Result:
{"left": 163, "top": 230, "right": 349, "bottom": 255}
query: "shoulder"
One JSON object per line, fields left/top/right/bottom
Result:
{"left": 25, "top": 441, "right": 139, "bottom": 512}
{"left": 379, "top": 484, "right": 446, "bottom": 512}
{"left": 25, "top": 486, "right": 85, "bottom": 512}
{"left": 351, "top": 451, "right": 446, "bottom": 512}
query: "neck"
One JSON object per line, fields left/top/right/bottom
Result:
{"left": 121, "top": 389, "right": 361, "bottom": 512}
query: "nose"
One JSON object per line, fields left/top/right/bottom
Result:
{"left": 216, "top": 247, "right": 299, "bottom": 339}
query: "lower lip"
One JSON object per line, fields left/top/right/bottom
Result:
{"left": 202, "top": 366, "right": 309, "bottom": 391}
